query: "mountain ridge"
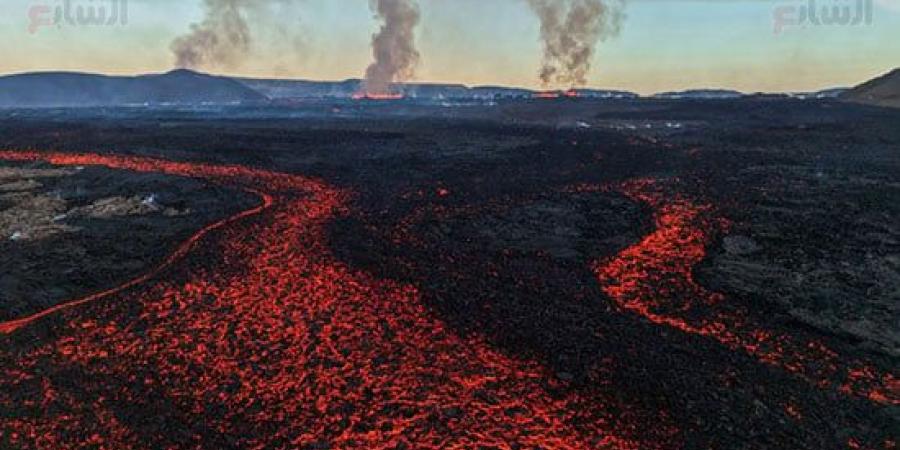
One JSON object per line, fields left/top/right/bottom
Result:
{"left": 841, "top": 68, "right": 900, "bottom": 108}
{"left": 0, "top": 69, "right": 265, "bottom": 107}
{"left": 2, "top": 68, "right": 896, "bottom": 107}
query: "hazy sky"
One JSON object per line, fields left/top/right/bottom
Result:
{"left": 1, "top": 0, "right": 898, "bottom": 94}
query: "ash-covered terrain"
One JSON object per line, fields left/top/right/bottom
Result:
{"left": 0, "top": 97, "right": 896, "bottom": 450}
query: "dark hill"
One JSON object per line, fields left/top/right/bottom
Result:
{"left": 0, "top": 69, "right": 266, "bottom": 107}
{"left": 841, "top": 68, "right": 900, "bottom": 108}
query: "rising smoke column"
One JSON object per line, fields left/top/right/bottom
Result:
{"left": 362, "top": 0, "right": 421, "bottom": 95}
{"left": 171, "top": 0, "right": 255, "bottom": 70}
{"left": 527, "top": 0, "right": 624, "bottom": 87}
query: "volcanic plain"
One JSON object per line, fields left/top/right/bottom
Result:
{"left": 0, "top": 98, "right": 897, "bottom": 449}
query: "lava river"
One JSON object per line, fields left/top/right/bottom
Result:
{"left": 0, "top": 151, "right": 895, "bottom": 449}
{"left": 591, "top": 179, "right": 897, "bottom": 407}
{"left": 0, "top": 151, "right": 661, "bottom": 450}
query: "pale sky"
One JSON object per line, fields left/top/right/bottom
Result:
{"left": 0, "top": 0, "right": 898, "bottom": 94}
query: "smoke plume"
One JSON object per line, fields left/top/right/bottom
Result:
{"left": 362, "top": 0, "right": 421, "bottom": 95}
{"left": 171, "top": 0, "right": 254, "bottom": 70}
{"left": 527, "top": 0, "right": 624, "bottom": 87}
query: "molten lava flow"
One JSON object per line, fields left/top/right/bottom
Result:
{"left": 352, "top": 92, "right": 405, "bottom": 101}
{"left": 593, "top": 178, "right": 899, "bottom": 406}
{"left": 0, "top": 151, "right": 661, "bottom": 450}
{"left": 1, "top": 150, "right": 892, "bottom": 449}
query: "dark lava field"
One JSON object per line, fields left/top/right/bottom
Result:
{"left": 0, "top": 98, "right": 897, "bottom": 449}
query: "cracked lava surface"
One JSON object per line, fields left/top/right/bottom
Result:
{"left": 0, "top": 151, "right": 896, "bottom": 449}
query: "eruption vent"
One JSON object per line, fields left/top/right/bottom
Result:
{"left": 527, "top": 0, "right": 624, "bottom": 87}
{"left": 361, "top": 0, "right": 421, "bottom": 97}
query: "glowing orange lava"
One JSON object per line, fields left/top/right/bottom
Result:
{"left": 534, "top": 91, "right": 561, "bottom": 99}
{"left": 0, "top": 151, "right": 662, "bottom": 450}
{"left": 533, "top": 90, "right": 579, "bottom": 99}
{"left": 593, "top": 178, "right": 898, "bottom": 406}
{"left": 0, "top": 151, "right": 893, "bottom": 450}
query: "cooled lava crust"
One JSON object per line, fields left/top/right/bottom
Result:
{"left": 0, "top": 150, "right": 896, "bottom": 450}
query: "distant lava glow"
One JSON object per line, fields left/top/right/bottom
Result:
{"left": 534, "top": 91, "right": 562, "bottom": 99}
{"left": 533, "top": 89, "right": 580, "bottom": 99}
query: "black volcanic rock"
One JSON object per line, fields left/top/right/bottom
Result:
{"left": 236, "top": 77, "right": 363, "bottom": 99}
{"left": 653, "top": 89, "right": 744, "bottom": 100}
{"left": 841, "top": 68, "right": 900, "bottom": 108}
{"left": 0, "top": 69, "right": 266, "bottom": 107}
